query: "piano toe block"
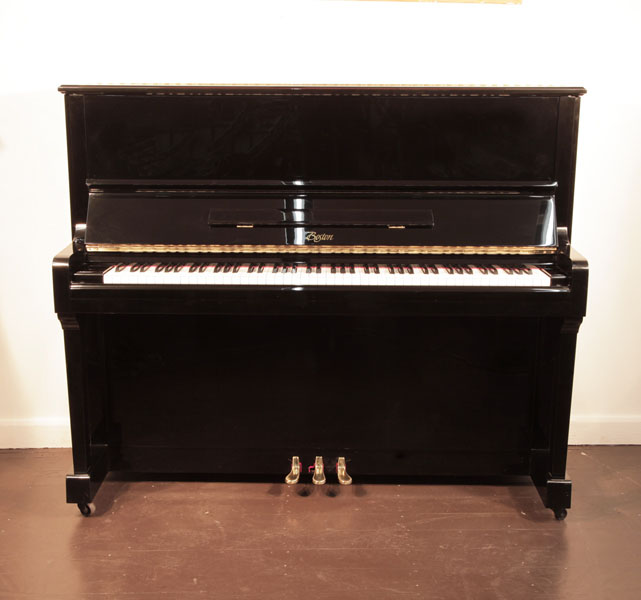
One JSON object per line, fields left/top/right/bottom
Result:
{"left": 546, "top": 478, "right": 572, "bottom": 517}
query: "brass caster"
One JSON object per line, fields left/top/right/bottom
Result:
{"left": 312, "top": 456, "right": 326, "bottom": 485}
{"left": 285, "top": 456, "right": 301, "bottom": 485}
{"left": 336, "top": 457, "right": 352, "bottom": 485}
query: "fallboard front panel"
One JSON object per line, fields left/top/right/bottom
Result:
{"left": 85, "top": 192, "right": 557, "bottom": 253}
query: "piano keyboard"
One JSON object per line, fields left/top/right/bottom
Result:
{"left": 102, "top": 263, "right": 551, "bottom": 287}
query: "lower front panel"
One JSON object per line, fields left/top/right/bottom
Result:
{"left": 104, "top": 315, "right": 541, "bottom": 477}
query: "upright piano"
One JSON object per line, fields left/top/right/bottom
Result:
{"left": 53, "top": 84, "right": 588, "bottom": 519}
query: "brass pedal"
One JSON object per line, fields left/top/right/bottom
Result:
{"left": 285, "top": 456, "right": 301, "bottom": 485}
{"left": 312, "top": 456, "right": 326, "bottom": 485}
{"left": 336, "top": 457, "right": 352, "bottom": 485}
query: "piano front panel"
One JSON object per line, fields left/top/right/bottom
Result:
{"left": 84, "top": 94, "right": 559, "bottom": 184}
{"left": 105, "top": 314, "right": 541, "bottom": 476}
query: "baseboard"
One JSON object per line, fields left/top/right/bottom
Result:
{"left": 569, "top": 415, "right": 641, "bottom": 445}
{"left": 1, "top": 415, "right": 640, "bottom": 448}
{"left": 0, "top": 418, "right": 71, "bottom": 448}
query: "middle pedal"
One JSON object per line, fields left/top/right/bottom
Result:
{"left": 312, "top": 456, "right": 326, "bottom": 485}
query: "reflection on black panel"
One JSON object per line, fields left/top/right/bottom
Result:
{"left": 85, "top": 95, "right": 558, "bottom": 182}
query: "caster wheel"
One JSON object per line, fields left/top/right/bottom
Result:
{"left": 77, "top": 503, "right": 93, "bottom": 517}
{"left": 554, "top": 508, "right": 568, "bottom": 521}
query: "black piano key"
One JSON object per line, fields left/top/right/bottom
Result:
{"left": 223, "top": 264, "right": 232, "bottom": 273}
{"left": 316, "top": 265, "right": 322, "bottom": 274}
{"left": 199, "top": 263, "right": 208, "bottom": 273}
{"left": 373, "top": 265, "right": 380, "bottom": 274}
{"left": 154, "top": 263, "right": 165, "bottom": 272}
{"left": 165, "top": 264, "right": 175, "bottom": 272}
{"left": 232, "top": 264, "right": 241, "bottom": 273}
{"left": 282, "top": 264, "right": 289, "bottom": 273}
{"left": 248, "top": 264, "right": 256, "bottom": 273}
{"left": 340, "top": 265, "right": 346, "bottom": 274}
{"left": 430, "top": 265, "right": 439, "bottom": 274}
{"left": 130, "top": 263, "right": 141, "bottom": 272}
{"left": 521, "top": 265, "right": 533, "bottom": 274}
{"left": 476, "top": 265, "right": 488, "bottom": 275}
{"left": 453, "top": 265, "right": 463, "bottom": 274}
{"left": 420, "top": 264, "right": 428, "bottom": 274}
{"left": 174, "top": 264, "right": 184, "bottom": 272}
{"left": 140, "top": 264, "right": 151, "bottom": 272}
{"left": 272, "top": 265, "right": 280, "bottom": 273}
{"left": 214, "top": 263, "right": 223, "bottom": 273}
{"left": 488, "top": 265, "right": 498, "bottom": 275}
{"left": 462, "top": 265, "right": 473, "bottom": 274}
{"left": 512, "top": 265, "right": 523, "bottom": 274}
{"left": 258, "top": 264, "right": 265, "bottom": 273}
{"left": 349, "top": 264, "right": 356, "bottom": 274}
{"left": 387, "top": 265, "right": 395, "bottom": 274}
{"left": 501, "top": 266, "right": 514, "bottom": 274}
{"left": 189, "top": 263, "right": 199, "bottom": 273}
{"left": 364, "top": 264, "right": 370, "bottom": 274}
{"left": 397, "top": 265, "right": 404, "bottom": 274}
{"left": 331, "top": 265, "right": 337, "bottom": 274}
{"left": 406, "top": 265, "right": 414, "bottom": 274}
{"left": 116, "top": 263, "right": 127, "bottom": 272}
{"left": 444, "top": 265, "right": 454, "bottom": 274}
{"left": 306, "top": 265, "right": 312, "bottom": 274}
{"left": 292, "top": 264, "right": 298, "bottom": 273}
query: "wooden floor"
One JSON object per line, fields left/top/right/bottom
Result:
{"left": 1, "top": 447, "right": 640, "bottom": 599}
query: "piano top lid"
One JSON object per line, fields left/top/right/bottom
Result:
{"left": 59, "top": 84, "right": 585, "bottom": 241}
{"left": 58, "top": 83, "right": 587, "bottom": 97}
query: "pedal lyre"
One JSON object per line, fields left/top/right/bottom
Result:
{"left": 285, "top": 456, "right": 301, "bottom": 485}
{"left": 336, "top": 457, "right": 352, "bottom": 485}
{"left": 312, "top": 456, "right": 326, "bottom": 485}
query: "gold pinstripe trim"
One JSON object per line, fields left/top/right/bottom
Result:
{"left": 86, "top": 243, "right": 556, "bottom": 255}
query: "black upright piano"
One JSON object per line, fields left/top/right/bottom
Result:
{"left": 53, "top": 84, "right": 588, "bottom": 519}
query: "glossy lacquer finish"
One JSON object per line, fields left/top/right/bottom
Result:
{"left": 85, "top": 191, "right": 557, "bottom": 249}
{"left": 82, "top": 94, "right": 558, "bottom": 183}
{"left": 105, "top": 314, "right": 538, "bottom": 475}
{"left": 53, "top": 85, "right": 588, "bottom": 519}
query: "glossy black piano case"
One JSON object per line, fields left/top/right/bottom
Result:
{"left": 54, "top": 85, "right": 587, "bottom": 519}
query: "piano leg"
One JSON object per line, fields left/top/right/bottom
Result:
{"left": 530, "top": 317, "right": 583, "bottom": 520}
{"left": 59, "top": 314, "right": 108, "bottom": 515}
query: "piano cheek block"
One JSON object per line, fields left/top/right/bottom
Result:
{"left": 55, "top": 84, "right": 587, "bottom": 519}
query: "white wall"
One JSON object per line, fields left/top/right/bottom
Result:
{"left": 1, "top": 0, "right": 640, "bottom": 447}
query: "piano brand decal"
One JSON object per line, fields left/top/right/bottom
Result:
{"left": 305, "top": 232, "right": 334, "bottom": 243}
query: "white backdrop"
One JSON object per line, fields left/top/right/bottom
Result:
{"left": 1, "top": 0, "right": 640, "bottom": 447}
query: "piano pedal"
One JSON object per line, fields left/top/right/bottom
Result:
{"left": 285, "top": 456, "right": 301, "bottom": 485}
{"left": 336, "top": 457, "right": 352, "bottom": 486}
{"left": 312, "top": 456, "right": 326, "bottom": 485}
